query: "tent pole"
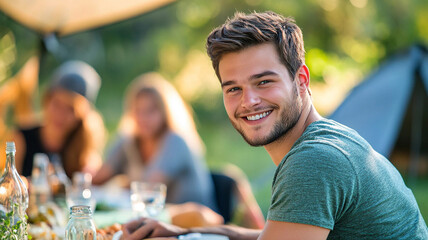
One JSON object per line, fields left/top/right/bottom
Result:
{"left": 38, "top": 35, "right": 48, "bottom": 84}
{"left": 408, "top": 77, "right": 423, "bottom": 184}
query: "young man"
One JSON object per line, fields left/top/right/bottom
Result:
{"left": 122, "top": 11, "right": 428, "bottom": 240}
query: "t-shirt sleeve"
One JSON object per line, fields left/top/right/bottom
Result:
{"left": 267, "top": 143, "right": 358, "bottom": 230}
{"left": 104, "top": 137, "right": 127, "bottom": 175}
{"left": 147, "top": 134, "right": 190, "bottom": 181}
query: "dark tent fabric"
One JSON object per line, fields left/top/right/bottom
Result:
{"left": 421, "top": 52, "right": 428, "bottom": 93}
{"left": 330, "top": 45, "right": 428, "bottom": 158}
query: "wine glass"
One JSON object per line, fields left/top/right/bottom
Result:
{"left": 66, "top": 172, "right": 96, "bottom": 213}
{"left": 130, "top": 182, "right": 166, "bottom": 218}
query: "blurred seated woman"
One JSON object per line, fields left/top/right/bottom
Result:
{"left": 93, "top": 73, "right": 216, "bottom": 211}
{"left": 13, "top": 61, "right": 105, "bottom": 178}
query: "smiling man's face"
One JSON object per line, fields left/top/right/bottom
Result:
{"left": 219, "top": 43, "right": 303, "bottom": 146}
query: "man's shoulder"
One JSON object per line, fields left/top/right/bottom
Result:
{"left": 274, "top": 142, "right": 356, "bottom": 185}
{"left": 282, "top": 118, "right": 369, "bottom": 167}
{"left": 272, "top": 119, "right": 365, "bottom": 190}
{"left": 298, "top": 119, "right": 361, "bottom": 144}
{"left": 269, "top": 138, "right": 359, "bottom": 231}
{"left": 283, "top": 140, "right": 351, "bottom": 170}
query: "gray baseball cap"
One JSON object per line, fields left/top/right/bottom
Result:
{"left": 50, "top": 61, "right": 101, "bottom": 103}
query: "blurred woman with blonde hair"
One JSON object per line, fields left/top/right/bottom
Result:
{"left": 93, "top": 73, "right": 216, "bottom": 210}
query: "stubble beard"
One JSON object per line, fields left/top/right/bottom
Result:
{"left": 229, "top": 85, "right": 303, "bottom": 147}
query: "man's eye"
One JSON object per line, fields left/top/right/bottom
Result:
{"left": 227, "top": 87, "right": 240, "bottom": 93}
{"left": 259, "top": 80, "right": 270, "bottom": 85}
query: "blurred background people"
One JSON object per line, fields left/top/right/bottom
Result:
{"left": 13, "top": 60, "right": 106, "bottom": 178}
{"left": 93, "top": 73, "right": 216, "bottom": 211}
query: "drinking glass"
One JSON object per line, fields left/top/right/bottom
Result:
{"left": 66, "top": 172, "right": 96, "bottom": 213}
{"left": 130, "top": 182, "right": 166, "bottom": 218}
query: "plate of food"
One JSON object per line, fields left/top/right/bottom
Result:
{"left": 97, "top": 223, "right": 122, "bottom": 240}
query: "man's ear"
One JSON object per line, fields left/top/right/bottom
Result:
{"left": 296, "top": 64, "right": 310, "bottom": 95}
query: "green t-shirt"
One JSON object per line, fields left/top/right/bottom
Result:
{"left": 267, "top": 119, "right": 427, "bottom": 239}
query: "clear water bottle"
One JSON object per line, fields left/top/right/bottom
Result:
{"left": 50, "top": 154, "right": 72, "bottom": 226}
{"left": 0, "top": 142, "right": 29, "bottom": 239}
{"left": 65, "top": 205, "right": 97, "bottom": 240}
{"left": 30, "top": 153, "right": 52, "bottom": 209}
{"left": 27, "top": 153, "right": 65, "bottom": 229}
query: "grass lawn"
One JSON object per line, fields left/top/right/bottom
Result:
{"left": 408, "top": 178, "right": 428, "bottom": 223}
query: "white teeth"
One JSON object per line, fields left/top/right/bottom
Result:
{"left": 246, "top": 111, "right": 271, "bottom": 121}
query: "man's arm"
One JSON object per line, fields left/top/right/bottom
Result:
{"left": 121, "top": 218, "right": 330, "bottom": 240}
{"left": 258, "top": 220, "right": 330, "bottom": 240}
{"left": 121, "top": 218, "right": 261, "bottom": 240}
{"left": 187, "top": 225, "right": 261, "bottom": 240}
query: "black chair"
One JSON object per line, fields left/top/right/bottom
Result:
{"left": 210, "top": 172, "right": 238, "bottom": 223}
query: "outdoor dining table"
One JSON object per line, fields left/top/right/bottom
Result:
{"left": 91, "top": 185, "right": 170, "bottom": 228}
{"left": 90, "top": 185, "right": 229, "bottom": 240}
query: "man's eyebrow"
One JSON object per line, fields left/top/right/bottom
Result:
{"left": 221, "top": 80, "right": 236, "bottom": 88}
{"left": 221, "top": 71, "right": 278, "bottom": 88}
{"left": 250, "top": 70, "right": 279, "bottom": 80}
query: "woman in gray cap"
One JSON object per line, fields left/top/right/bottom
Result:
{"left": 13, "top": 61, "right": 105, "bottom": 178}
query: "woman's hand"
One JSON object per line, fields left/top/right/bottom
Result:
{"left": 121, "top": 218, "right": 186, "bottom": 240}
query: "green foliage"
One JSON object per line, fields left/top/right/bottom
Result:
{"left": 407, "top": 178, "right": 428, "bottom": 223}
{"left": 0, "top": 203, "right": 29, "bottom": 240}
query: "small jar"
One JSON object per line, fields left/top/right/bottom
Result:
{"left": 65, "top": 205, "right": 96, "bottom": 240}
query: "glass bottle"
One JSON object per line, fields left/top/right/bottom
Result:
{"left": 28, "top": 153, "right": 66, "bottom": 230}
{"left": 49, "top": 154, "right": 71, "bottom": 209}
{"left": 0, "top": 141, "right": 29, "bottom": 239}
{"left": 49, "top": 154, "right": 72, "bottom": 226}
{"left": 65, "top": 205, "right": 96, "bottom": 240}
{"left": 30, "top": 153, "right": 52, "bottom": 209}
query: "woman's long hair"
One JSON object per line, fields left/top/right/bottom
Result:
{"left": 43, "top": 91, "right": 105, "bottom": 177}
{"left": 119, "top": 73, "right": 205, "bottom": 156}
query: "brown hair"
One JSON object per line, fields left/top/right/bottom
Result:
{"left": 43, "top": 91, "right": 105, "bottom": 177}
{"left": 206, "top": 11, "right": 306, "bottom": 81}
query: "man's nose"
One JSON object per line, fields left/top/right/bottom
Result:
{"left": 241, "top": 88, "right": 261, "bottom": 109}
